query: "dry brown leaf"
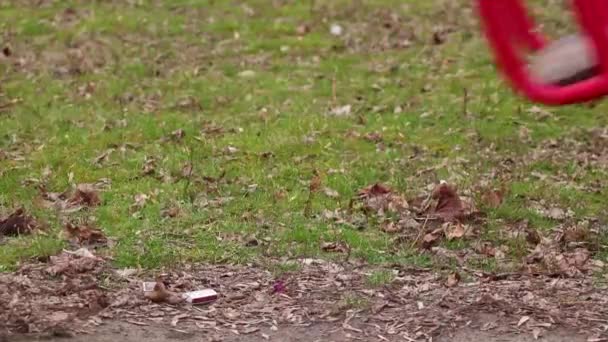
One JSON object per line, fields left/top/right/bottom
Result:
{"left": 475, "top": 241, "right": 496, "bottom": 257}
{"left": 356, "top": 183, "right": 409, "bottom": 215}
{"left": 358, "top": 183, "right": 391, "bottom": 197}
{"left": 46, "top": 252, "right": 100, "bottom": 276}
{"left": 0, "top": 208, "right": 38, "bottom": 237}
{"left": 132, "top": 193, "right": 149, "bottom": 210}
{"left": 296, "top": 24, "right": 310, "bottom": 35}
{"left": 445, "top": 223, "right": 465, "bottom": 240}
{"left": 381, "top": 222, "right": 402, "bottom": 234}
{"left": 144, "top": 279, "right": 184, "bottom": 304}
{"left": 363, "top": 132, "right": 383, "bottom": 143}
{"left": 562, "top": 225, "right": 589, "bottom": 243}
{"left": 161, "top": 207, "right": 180, "bottom": 218}
{"left": 142, "top": 157, "right": 156, "bottom": 176}
{"left": 92, "top": 149, "right": 113, "bottom": 165}
{"left": 68, "top": 184, "right": 101, "bottom": 207}
{"left": 431, "top": 182, "right": 465, "bottom": 222}
{"left": 527, "top": 238, "right": 590, "bottom": 277}
{"left": 63, "top": 222, "right": 107, "bottom": 245}
{"left": 421, "top": 228, "right": 443, "bottom": 249}
{"left": 171, "top": 129, "right": 185, "bottom": 141}
{"left": 526, "top": 228, "right": 542, "bottom": 245}
{"left": 481, "top": 188, "right": 504, "bottom": 208}
{"left": 445, "top": 272, "right": 460, "bottom": 288}
{"left": 321, "top": 241, "right": 350, "bottom": 254}
{"left": 309, "top": 171, "right": 322, "bottom": 193}
{"left": 181, "top": 163, "right": 193, "bottom": 178}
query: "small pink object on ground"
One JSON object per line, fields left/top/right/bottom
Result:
{"left": 182, "top": 289, "right": 218, "bottom": 304}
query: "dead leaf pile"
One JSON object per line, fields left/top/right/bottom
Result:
{"left": 350, "top": 181, "right": 485, "bottom": 249}
{"left": 1, "top": 255, "right": 608, "bottom": 339}
{"left": 40, "top": 183, "right": 102, "bottom": 213}
{"left": 0, "top": 250, "right": 108, "bottom": 334}
{"left": 321, "top": 241, "right": 351, "bottom": 254}
{"left": 525, "top": 235, "right": 594, "bottom": 277}
{"left": 45, "top": 250, "right": 103, "bottom": 276}
{"left": 63, "top": 221, "right": 107, "bottom": 246}
{"left": 354, "top": 183, "right": 409, "bottom": 217}
{"left": 0, "top": 208, "right": 38, "bottom": 237}
{"left": 428, "top": 182, "right": 477, "bottom": 222}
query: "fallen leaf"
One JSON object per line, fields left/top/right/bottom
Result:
{"left": 70, "top": 247, "right": 97, "bottom": 259}
{"left": 445, "top": 272, "right": 460, "bottom": 287}
{"left": 532, "top": 328, "right": 542, "bottom": 340}
{"left": 296, "top": 24, "right": 310, "bottom": 35}
{"left": 562, "top": 225, "right": 589, "bottom": 243}
{"left": 526, "top": 228, "right": 542, "bottom": 245}
{"left": 356, "top": 183, "right": 409, "bottom": 215}
{"left": 161, "top": 206, "right": 180, "bottom": 218}
{"left": 181, "top": 163, "right": 193, "bottom": 178}
{"left": 517, "top": 316, "right": 530, "bottom": 327}
{"left": 144, "top": 279, "right": 185, "bottom": 304}
{"left": 171, "top": 129, "right": 185, "bottom": 141}
{"left": 475, "top": 242, "right": 496, "bottom": 257}
{"left": 321, "top": 241, "right": 350, "bottom": 254}
{"left": 244, "top": 237, "right": 259, "bottom": 247}
{"left": 359, "top": 183, "right": 391, "bottom": 197}
{"left": 132, "top": 193, "right": 149, "bottom": 210}
{"left": 482, "top": 188, "right": 504, "bottom": 208}
{"left": 63, "top": 222, "right": 107, "bottom": 245}
{"left": 431, "top": 181, "right": 465, "bottom": 222}
{"left": 381, "top": 222, "right": 402, "bottom": 234}
{"left": 445, "top": 222, "right": 465, "bottom": 240}
{"left": 432, "top": 30, "right": 445, "bottom": 45}
{"left": 142, "top": 157, "right": 156, "bottom": 176}
{"left": 363, "top": 132, "right": 383, "bottom": 143}
{"left": 68, "top": 184, "right": 101, "bottom": 207}
{"left": 309, "top": 173, "right": 322, "bottom": 194}
{"left": 0, "top": 208, "right": 38, "bottom": 237}
{"left": 421, "top": 228, "right": 443, "bottom": 249}
{"left": 92, "top": 149, "right": 113, "bottom": 165}
{"left": 46, "top": 251, "right": 101, "bottom": 276}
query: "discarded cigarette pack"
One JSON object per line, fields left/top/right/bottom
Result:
{"left": 182, "top": 289, "right": 218, "bottom": 304}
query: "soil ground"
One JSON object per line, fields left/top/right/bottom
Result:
{"left": 6, "top": 318, "right": 587, "bottom": 342}
{"left": 2, "top": 259, "right": 602, "bottom": 342}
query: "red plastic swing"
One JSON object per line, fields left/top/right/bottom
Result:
{"left": 476, "top": 0, "right": 608, "bottom": 105}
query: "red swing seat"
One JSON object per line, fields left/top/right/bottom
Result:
{"left": 476, "top": 0, "right": 608, "bottom": 105}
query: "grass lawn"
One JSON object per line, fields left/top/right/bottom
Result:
{"left": 1, "top": 0, "right": 607, "bottom": 274}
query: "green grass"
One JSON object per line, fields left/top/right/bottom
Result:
{"left": 1, "top": 0, "right": 608, "bottom": 272}
{"left": 366, "top": 270, "right": 395, "bottom": 287}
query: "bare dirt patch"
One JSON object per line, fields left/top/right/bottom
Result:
{"left": 6, "top": 317, "right": 588, "bottom": 342}
{"left": 1, "top": 254, "right": 607, "bottom": 342}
